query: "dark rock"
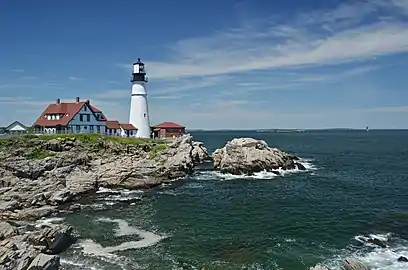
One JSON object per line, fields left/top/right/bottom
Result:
{"left": 398, "top": 256, "right": 408, "bottom": 262}
{"left": 45, "top": 139, "right": 63, "bottom": 152}
{"left": 295, "top": 163, "right": 307, "bottom": 170}
{"left": 367, "top": 237, "right": 387, "bottom": 248}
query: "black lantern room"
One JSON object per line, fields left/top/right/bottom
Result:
{"left": 131, "top": 58, "right": 148, "bottom": 82}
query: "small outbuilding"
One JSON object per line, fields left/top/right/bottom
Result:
{"left": 153, "top": 122, "right": 186, "bottom": 139}
{"left": 105, "top": 120, "right": 121, "bottom": 136}
{"left": 1, "top": 121, "right": 28, "bottom": 136}
{"left": 120, "top": 123, "right": 137, "bottom": 137}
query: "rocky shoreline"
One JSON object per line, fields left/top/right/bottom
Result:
{"left": 0, "top": 134, "right": 382, "bottom": 269}
{"left": 0, "top": 134, "right": 211, "bottom": 269}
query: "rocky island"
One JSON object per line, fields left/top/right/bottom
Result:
{"left": 212, "top": 137, "right": 306, "bottom": 175}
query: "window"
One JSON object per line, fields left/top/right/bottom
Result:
{"left": 80, "top": 114, "right": 84, "bottom": 122}
{"left": 84, "top": 106, "right": 87, "bottom": 112}
{"left": 143, "top": 113, "right": 146, "bottom": 118}
{"left": 87, "top": 115, "right": 90, "bottom": 122}
{"left": 96, "top": 126, "right": 100, "bottom": 133}
{"left": 90, "top": 125, "right": 94, "bottom": 132}
{"left": 76, "top": 125, "right": 80, "bottom": 132}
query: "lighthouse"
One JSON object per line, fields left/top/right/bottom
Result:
{"left": 129, "top": 58, "right": 151, "bottom": 138}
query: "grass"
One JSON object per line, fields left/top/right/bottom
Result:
{"left": 0, "top": 134, "right": 169, "bottom": 158}
{"left": 26, "top": 149, "right": 55, "bottom": 159}
{"left": 148, "top": 144, "right": 168, "bottom": 159}
{"left": 24, "top": 133, "right": 166, "bottom": 145}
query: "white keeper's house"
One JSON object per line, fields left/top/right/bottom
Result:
{"left": 32, "top": 97, "right": 137, "bottom": 136}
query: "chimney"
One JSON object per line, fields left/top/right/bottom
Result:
{"left": 76, "top": 97, "right": 80, "bottom": 103}
{"left": 86, "top": 99, "right": 90, "bottom": 104}
{"left": 56, "top": 98, "right": 60, "bottom": 104}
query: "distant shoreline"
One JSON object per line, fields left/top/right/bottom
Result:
{"left": 186, "top": 128, "right": 408, "bottom": 132}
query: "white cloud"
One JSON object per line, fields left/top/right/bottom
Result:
{"left": 117, "top": 0, "right": 408, "bottom": 81}
{"left": 11, "top": 69, "right": 24, "bottom": 73}
{"left": 69, "top": 76, "right": 83, "bottom": 81}
{"left": 0, "top": 96, "right": 50, "bottom": 106}
{"left": 95, "top": 90, "right": 129, "bottom": 99}
{"left": 356, "top": 105, "right": 408, "bottom": 113}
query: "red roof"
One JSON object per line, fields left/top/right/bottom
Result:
{"left": 33, "top": 100, "right": 106, "bottom": 127}
{"left": 89, "top": 105, "right": 101, "bottom": 113}
{"left": 106, "top": 120, "right": 121, "bottom": 129}
{"left": 120, "top": 123, "right": 137, "bottom": 130}
{"left": 154, "top": 122, "right": 185, "bottom": 129}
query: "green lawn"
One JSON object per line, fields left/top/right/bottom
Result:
{"left": 0, "top": 134, "right": 169, "bottom": 159}
{"left": 24, "top": 133, "right": 167, "bottom": 145}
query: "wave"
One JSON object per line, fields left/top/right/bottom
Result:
{"left": 34, "top": 216, "right": 65, "bottom": 228}
{"left": 77, "top": 218, "right": 167, "bottom": 261}
{"left": 318, "top": 233, "right": 408, "bottom": 270}
{"left": 193, "top": 158, "right": 317, "bottom": 181}
{"left": 80, "top": 188, "right": 145, "bottom": 210}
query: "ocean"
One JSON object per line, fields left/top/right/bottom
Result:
{"left": 38, "top": 130, "right": 408, "bottom": 269}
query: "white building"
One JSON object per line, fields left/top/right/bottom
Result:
{"left": 129, "top": 58, "right": 151, "bottom": 138}
{"left": 0, "top": 121, "right": 28, "bottom": 135}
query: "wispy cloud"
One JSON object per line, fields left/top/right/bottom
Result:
{"left": 21, "top": 76, "right": 37, "bottom": 80}
{"left": 0, "top": 82, "right": 64, "bottom": 90}
{"left": 356, "top": 105, "right": 408, "bottom": 113}
{"left": 95, "top": 90, "right": 129, "bottom": 99}
{"left": 0, "top": 96, "right": 51, "bottom": 107}
{"left": 69, "top": 76, "right": 83, "bottom": 81}
{"left": 12, "top": 69, "right": 24, "bottom": 73}
{"left": 117, "top": 0, "right": 408, "bottom": 80}
{"left": 150, "top": 75, "right": 228, "bottom": 95}
{"left": 150, "top": 95, "right": 184, "bottom": 99}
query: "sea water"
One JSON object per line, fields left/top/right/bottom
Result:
{"left": 41, "top": 130, "right": 408, "bottom": 269}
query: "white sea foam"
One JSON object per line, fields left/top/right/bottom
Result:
{"left": 78, "top": 218, "right": 166, "bottom": 261}
{"left": 96, "top": 187, "right": 144, "bottom": 195}
{"left": 60, "top": 258, "right": 100, "bottom": 270}
{"left": 34, "top": 216, "right": 65, "bottom": 228}
{"left": 321, "top": 233, "right": 408, "bottom": 270}
{"left": 194, "top": 159, "right": 317, "bottom": 181}
{"left": 83, "top": 187, "right": 144, "bottom": 209}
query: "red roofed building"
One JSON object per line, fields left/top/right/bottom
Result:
{"left": 33, "top": 97, "right": 108, "bottom": 134}
{"left": 105, "top": 121, "right": 138, "bottom": 137}
{"left": 153, "top": 122, "right": 186, "bottom": 139}
{"left": 119, "top": 123, "right": 137, "bottom": 137}
{"left": 105, "top": 120, "right": 121, "bottom": 136}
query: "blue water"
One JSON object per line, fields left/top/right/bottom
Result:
{"left": 57, "top": 130, "right": 408, "bottom": 270}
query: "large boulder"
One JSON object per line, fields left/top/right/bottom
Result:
{"left": 0, "top": 222, "right": 74, "bottom": 270}
{"left": 97, "top": 134, "right": 209, "bottom": 189}
{"left": 342, "top": 258, "right": 371, "bottom": 270}
{"left": 27, "top": 254, "right": 60, "bottom": 270}
{"left": 212, "top": 138, "right": 304, "bottom": 175}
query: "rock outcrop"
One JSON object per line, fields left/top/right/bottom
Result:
{"left": 342, "top": 258, "right": 371, "bottom": 270}
{"left": 212, "top": 137, "right": 306, "bottom": 175}
{"left": 0, "top": 134, "right": 208, "bottom": 220}
{"left": 0, "top": 221, "right": 74, "bottom": 270}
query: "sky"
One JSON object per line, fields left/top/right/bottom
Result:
{"left": 1, "top": 0, "right": 408, "bottom": 130}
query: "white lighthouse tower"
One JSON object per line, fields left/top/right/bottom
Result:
{"left": 129, "top": 58, "right": 151, "bottom": 138}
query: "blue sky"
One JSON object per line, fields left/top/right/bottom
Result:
{"left": 1, "top": 0, "right": 408, "bottom": 129}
